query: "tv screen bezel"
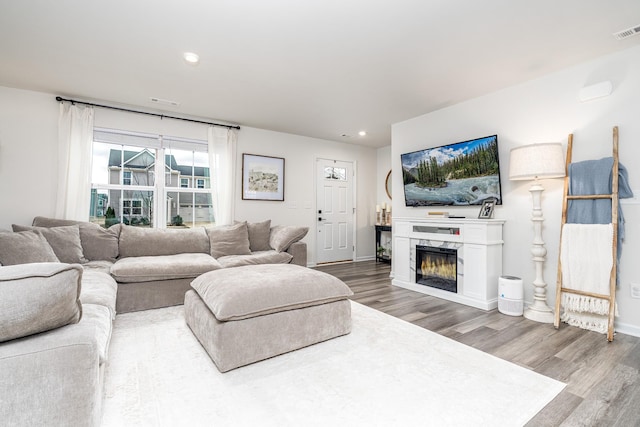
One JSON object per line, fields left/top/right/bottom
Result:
{"left": 400, "top": 134, "right": 503, "bottom": 207}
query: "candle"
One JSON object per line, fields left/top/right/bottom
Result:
{"left": 376, "top": 205, "right": 380, "bottom": 212}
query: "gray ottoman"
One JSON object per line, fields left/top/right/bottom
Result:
{"left": 184, "top": 264, "right": 353, "bottom": 372}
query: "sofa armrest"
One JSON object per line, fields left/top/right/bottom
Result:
{"left": 0, "top": 322, "right": 103, "bottom": 426}
{"left": 287, "top": 241, "right": 307, "bottom": 266}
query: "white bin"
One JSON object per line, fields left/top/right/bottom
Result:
{"left": 498, "top": 276, "right": 524, "bottom": 316}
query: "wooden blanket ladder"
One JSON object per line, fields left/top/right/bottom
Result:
{"left": 553, "top": 126, "right": 619, "bottom": 342}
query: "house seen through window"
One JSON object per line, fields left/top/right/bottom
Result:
{"left": 90, "top": 128, "right": 215, "bottom": 229}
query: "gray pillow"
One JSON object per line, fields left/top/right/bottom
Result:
{"left": 32, "top": 216, "right": 119, "bottom": 262}
{"left": 118, "top": 225, "right": 210, "bottom": 258}
{"left": 269, "top": 225, "right": 309, "bottom": 252}
{"left": 206, "top": 222, "right": 251, "bottom": 259}
{"left": 247, "top": 219, "right": 272, "bottom": 251}
{"left": 0, "top": 230, "right": 60, "bottom": 266}
{"left": 0, "top": 263, "right": 82, "bottom": 342}
{"left": 12, "top": 224, "right": 88, "bottom": 264}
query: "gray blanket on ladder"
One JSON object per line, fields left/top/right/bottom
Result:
{"left": 567, "top": 157, "right": 633, "bottom": 267}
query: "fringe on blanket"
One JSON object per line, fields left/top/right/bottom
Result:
{"left": 560, "top": 311, "right": 609, "bottom": 335}
{"left": 561, "top": 293, "right": 613, "bottom": 315}
{"left": 560, "top": 293, "right": 618, "bottom": 334}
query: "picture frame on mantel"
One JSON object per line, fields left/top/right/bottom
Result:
{"left": 242, "top": 153, "right": 285, "bottom": 201}
{"left": 478, "top": 198, "right": 496, "bottom": 219}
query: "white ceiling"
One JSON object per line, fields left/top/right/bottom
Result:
{"left": 1, "top": 1, "right": 640, "bottom": 148}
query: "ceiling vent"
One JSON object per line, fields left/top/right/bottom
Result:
{"left": 613, "top": 24, "right": 640, "bottom": 40}
{"left": 150, "top": 97, "right": 180, "bottom": 107}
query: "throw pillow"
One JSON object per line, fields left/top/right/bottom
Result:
{"left": 0, "top": 230, "right": 60, "bottom": 266}
{"left": 118, "top": 225, "right": 210, "bottom": 258}
{"left": 0, "top": 263, "right": 82, "bottom": 343}
{"left": 207, "top": 222, "right": 252, "bottom": 259}
{"left": 269, "top": 225, "right": 309, "bottom": 252}
{"left": 247, "top": 219, "right": 272, "bottom": 251}
{"left": 32, "top": 216, "right": 119, "bottom": 262}
{"left": 12, "top": 224, "right": 88, "bottom": 264}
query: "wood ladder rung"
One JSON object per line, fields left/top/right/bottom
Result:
{"left": 566, "top": 194, "right": 613, "bottom": 200}
{"left": 560, "top": 287, "right": 612, "bottom": 300}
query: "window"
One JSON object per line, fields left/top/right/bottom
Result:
{"left": 123, "top": 199, "right": 143, "bottom": 216}
{"left": 90, "top": 128, "right": 215, "bottom": 229}
{"left": 324, "top": 166, "right": 347, "bottom": 180}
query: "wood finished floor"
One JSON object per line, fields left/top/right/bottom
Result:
{"left": 314, "top": 261, "right": 640, "bottom": 427}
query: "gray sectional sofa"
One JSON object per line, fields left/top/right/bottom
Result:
{"left": 0, "top": 217, "right": 308, "bottom": 426}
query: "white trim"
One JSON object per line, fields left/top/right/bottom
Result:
{"left": 614, "top": 321, "right": 640, "bottom": 338}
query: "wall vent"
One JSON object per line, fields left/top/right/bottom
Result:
{"left": 613, "top": 25, "right": 640, "bottom": 40}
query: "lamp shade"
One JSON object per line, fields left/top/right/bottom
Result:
{"left": 509, "top": 142, "right": 565, "bottom": 181}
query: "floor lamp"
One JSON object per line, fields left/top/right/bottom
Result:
{"left": 509, "top": 143, "right": 565, "bottom": 323}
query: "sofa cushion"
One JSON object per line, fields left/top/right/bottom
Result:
{"left": 111, "top": 253, "right": 222, "bottom": 283}
{"left": 80, "top": 303, "right": 113, "bottom": 363}
{"left": 206, "top": 222, "right": 251, "bottom": 259}
{"left": 81, "top": 260, "right": 115, "bottom": 275}
{"left": 12, "top": 224, "right": 88, "bottom": 264}
{"left": 190, "top": 264, "right": 353, "bottom": 321}
{"left": 0, "top": 263, "right": 82, "bottom": 342}
{"left": 0, "top": 230, "right": 60, "bottom": 266}
{"left": 32, "top": 216, "right": 119, "bottom": 262}
{"left": 217, "top": 250, "right": 293, "bottom": 268}
{"left": 118, "top": 225, "right": 210, "bottom": 258}
{"left": 80, "top": 270, "right": 118, "bottom": 319}
{"left": 269, "top": 225, "right": 309, "bottom": 252}
{"left": 247, "top": 219, "right": 272, "bottom": 251}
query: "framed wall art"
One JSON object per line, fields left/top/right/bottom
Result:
{"left": 242, "top": 153, "right": 285, "bottom": 201}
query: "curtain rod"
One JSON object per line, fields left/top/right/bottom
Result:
{"left": 55, "top": 96, "right": 241, "bottom": 130}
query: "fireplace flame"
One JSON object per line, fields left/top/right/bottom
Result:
{"left": 421, "top": 257, "right": 456, "bottom": 280}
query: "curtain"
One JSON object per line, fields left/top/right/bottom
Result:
{"left": 208, "top": 126, "right": 238, "bottom": 225}
{"left": 56, "top": 103, "right": 94, "bottom": 220}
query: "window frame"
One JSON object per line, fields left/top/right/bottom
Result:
{"left": 91, "top": 128, "right": 214, "bottom": 228}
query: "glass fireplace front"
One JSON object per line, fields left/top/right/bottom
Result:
{"left": 415, "top": 245, "right": 457, "bottom": 293}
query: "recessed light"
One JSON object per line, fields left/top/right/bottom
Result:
{"left": 183, "top": 52, "right": 200, "bottom": 65}
{"left": 358, "top": 131, "right": 367, "bottom": 136}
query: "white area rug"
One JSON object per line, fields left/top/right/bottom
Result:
{"left": 102, "top": 302, "right": 564, "bottom": 427}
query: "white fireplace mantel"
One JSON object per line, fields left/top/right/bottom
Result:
{"left": 392, "top": 217, "right": 505, "bottom": 310}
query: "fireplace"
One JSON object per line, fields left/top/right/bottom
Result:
{"left": 415, "top": 245, "right": 457, "bottom": 293}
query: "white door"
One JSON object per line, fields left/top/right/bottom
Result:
{"left": 316, "top": 158, "right": 355, "bottom": 264}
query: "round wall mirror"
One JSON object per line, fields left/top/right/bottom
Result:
{"left": 385, "top": 170, "right": 392, "bottom": 199}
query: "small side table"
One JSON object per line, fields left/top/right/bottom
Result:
{"left": 375, "top": 225, "right": 392, "bottom": 263}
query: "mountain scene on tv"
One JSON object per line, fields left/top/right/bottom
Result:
{"left": 401, "top": 136, "right": 502, "bottom": 206}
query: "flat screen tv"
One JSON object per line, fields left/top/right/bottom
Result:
{"left": 401, "top": 135, "right": 502, "bottom": 207}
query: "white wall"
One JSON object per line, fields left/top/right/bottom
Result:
{"left": 0, "top": 87, "right": 59, "bottom": 228}
{"left": 0, "top": 85, "right": 378, "bottom": 265}
{"left": 392, "top": 45, "right": 640, "bottom": 336}
{"left": 377, "top": 146, "right": 392, "bottom": 208}
{"left": 236, "top": 127, "right": 377, "bottom": 265}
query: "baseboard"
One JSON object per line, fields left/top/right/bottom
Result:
{"left": 355, "top": 256, "right": 375, "bottom": 262}
{"left": 614, "top": 321, "right": 640, "bottom": 338}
